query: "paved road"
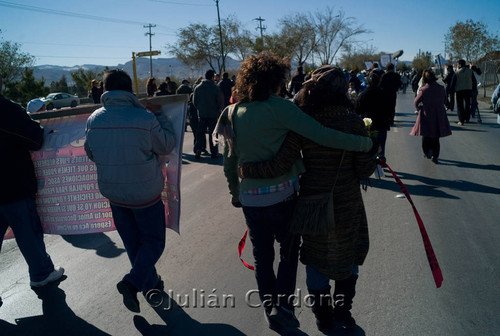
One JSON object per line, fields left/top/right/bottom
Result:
{"left": 1, "top": 89, "right": 499, "bottom": 336}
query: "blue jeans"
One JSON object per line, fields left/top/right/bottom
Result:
{"left": 0, "top": 196, "right": 55, "bottom": 282}
{"left": 110, "top": 200, "right": 166, "bottom": 292}
{"left": 306, "top": 265, "right": 359, "bottom": 291}
{"left": 242, "top": 196, "right": 300, "bottom": 310}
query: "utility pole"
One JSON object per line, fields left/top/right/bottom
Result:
{"left": 215, "top": 0, "right": 225, "bottom": 73}
{"left": 254, "top": 16, "right": 266, "bottom": 40}
{"left": 144, "top": 24, "right": 156, "bottom": 78}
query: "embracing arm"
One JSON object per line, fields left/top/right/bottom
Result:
{"left": 240, "top": 131, "right": 302, "bottom": 178}
{"left": 281, "top": 102, "right": 373, "bottom": 152}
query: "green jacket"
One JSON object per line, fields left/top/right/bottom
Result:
{"left": 223, "top": 95, "right": 372, "bottom": 202}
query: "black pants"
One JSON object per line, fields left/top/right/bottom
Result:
{"left": 195, "top": 117, "right": 218, "bottom": 155}
{"left": 422, "top": 137, "right": 440, "bottom": 159}
{"left": 456, "top": 90, "right": 471, "bottom": 123}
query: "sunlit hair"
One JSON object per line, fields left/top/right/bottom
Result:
{"left": 294, "top": 65, "right": 350, "bottom": 113}
{"left": 234, "top": 52, "right": 290, "bottom": 103}
{"left": 422, "top": 69, "right": 437, "bottom": 84}
{"left": 103, "top": 69, "right": 133, "bottom": 93}
{"left": 146, "top": 77, "right": 156, "bottom": 88}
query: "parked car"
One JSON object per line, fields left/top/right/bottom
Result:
{"left": 43, "top": 92, "right": 80, "bottom": 109}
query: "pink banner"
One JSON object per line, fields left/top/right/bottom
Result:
{"left": 5, "top": 96, "right": 187, "bottom": 238}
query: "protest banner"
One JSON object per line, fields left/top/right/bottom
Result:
{"left": 4, "top": 95, "right": 187, "bottom": 239}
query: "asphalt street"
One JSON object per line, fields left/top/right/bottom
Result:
{"left": 1, "top": 88, "right": 499, "bottom": 336}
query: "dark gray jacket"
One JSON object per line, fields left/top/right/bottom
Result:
{"left": 84, "top": 90, "right": 175, "bottom": 208}
{"left": 193, "top": 79, "right": 224, "bottom": 118}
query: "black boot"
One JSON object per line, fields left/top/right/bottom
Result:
{"left": 308, "top": 287, "right": 334, "bottom": 332}
{"left": 333, "top": 274, "right": 358, "bottom": 329}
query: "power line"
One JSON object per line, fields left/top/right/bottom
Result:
{"left": 0, "top": 1, "right": 150, "bottom": 26}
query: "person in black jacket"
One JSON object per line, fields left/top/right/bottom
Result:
{"left": 0, "top": 73, "right": 64, "bottom": 295}
{"left": 442, "top": 64, "right": 455, "bottom": 111}
{"left": 355, "top": 72, "right": 392, "bottom": 160}
{"left": 379, "top": 62, "right": 402, "bottom": 126}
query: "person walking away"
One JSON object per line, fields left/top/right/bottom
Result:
{"left": 452, "top": 60, "right": 475, "bottom": 125}
{"left": 193, "top": 69, "right": 224, "bottom": 159}
{"left": 355, "top": 72, "right": 392, "bottom": 161}
{"left": 218, "top": 72, "right": 235, "bottom": 108}
{"left": 410, "top": 69, "right": 452, "bottom": 164}
{"left": 214, "top": 53, "right": 377, "bottom": 331}
{"left": 379, "top": 62, "right": 402, "bottom": 125}
{"left": 84, "top": 69, "right": 176, "bottom": 312}
{"left": 0, "top": 73, "right": 64, "bottom": 299}
{"left": 470, "top": 65, "right": 483, "bottom": 121}
{"left": 176, "top": 79, "right": 192, "bottom": 95}
{"left": 401, "top": 72, "right": 410, "bottom": 94}
{"left": 442, "top": 64, "right": 455, "bottom": 111}
{"left": 237, "top": 65, "right": 377, "bottom": 332}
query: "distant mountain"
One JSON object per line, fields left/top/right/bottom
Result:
{"left": 33, "top": 57, "right": 242, "bottom": 85}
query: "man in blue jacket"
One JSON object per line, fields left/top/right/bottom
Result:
{"left": 84, "top": 69, "right": 176, "bottom": 312}
{"left": 0, "top": 73, "right": 64, "bottom": 303}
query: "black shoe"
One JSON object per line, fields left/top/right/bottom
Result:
{"left": 269, "top": 306, "right": 300, "bottom": 328}
{"left": 117, "top": 280, "right": 140, "bottom": 313}
{"left": 194, "top": 150, "right": 201, "bottom": 160}
{"left": 425, "top": 150, "right": 433, "bottom": 159}
{"left": 431, "top": 157, "right": 438, "bottom": 164}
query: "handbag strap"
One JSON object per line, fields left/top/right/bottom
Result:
{"left": 331, "top": 150, "right": 345, "bottom": 192}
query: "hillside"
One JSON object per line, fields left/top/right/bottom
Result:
{"left": 33, "top": 57, "right": 242, "bottom": 85}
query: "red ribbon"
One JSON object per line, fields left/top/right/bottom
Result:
{"left": 378, "top": 159, "right": 443, "bottom": 288}
{"left": 238, "top": 228, "right": 255, "bottom": 270}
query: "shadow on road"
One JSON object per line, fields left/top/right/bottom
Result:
{"left": 181, "top": 153, "right": 223, "bottom": 166}
{"left": 0, "top": 278, "right": 110, "bottom": 336}
{"left": 133, "top": 293, "right": 245, "bottom": 336}
{"left": 371, "top": 169, "right": 500, "bottom": 199}
{"left": 437, "top": 159, "right": 500, "bottom": 172}
{"left": 61, "top": 232, "right": 125, "bottom": 258}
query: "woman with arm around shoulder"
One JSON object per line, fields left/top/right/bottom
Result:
{"left": 410, "top": 69, "right": 452, "bottom": 164}
{"left": 215, "top": 53, "right": 376, "bottom": 330}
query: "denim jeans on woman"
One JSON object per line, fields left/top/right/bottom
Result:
{"left": 110, "top": 200, "right": 166, "bottom": 292}
{"left": 242, "top": 196, "right": 300, "bottom": 311}
{"left": 0, "top": 196, "right": 55, "bottom": 282}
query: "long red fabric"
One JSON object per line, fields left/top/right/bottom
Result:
{"left": 378, "top": 159, "right": 443, "bottom": 288}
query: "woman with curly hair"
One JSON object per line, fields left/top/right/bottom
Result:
{"left": 214, "top": 53, "right": 377, "bottom": 330}
{"left": 238, "top": 65, "right": 377, "bottom": 332}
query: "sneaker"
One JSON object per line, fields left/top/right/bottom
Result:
{"left": 269, "top": 306, "right": 300, "bottom": 328}
{"left": 117, "top": 280, "right": 140, "bottom": 313}
{"left": 30, "top": 267, "right": 65, "bottom": 287}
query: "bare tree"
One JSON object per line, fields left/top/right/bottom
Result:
{"left": 445, "top": 20, "right": 500, "bottom": 63}
{"left": 338, "top": 45, "right": 380, "bottom": 71}
{"left": 169, "top": 23, "right": 222, "bottom": 73}
{"left": 312, "top": 8, "right": 369, "bottom": 65}
{"left": 278, "top": 14, "right": 317, "bottom": 66}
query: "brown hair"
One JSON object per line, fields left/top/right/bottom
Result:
{"left": 294, "top": 65, "right": 350, "bottom": 113}
{"left": 422, "top": 69, "right": 437, "bottom": 84}
{"left": 234, "top": 52, "right": 290, "bottom": 103}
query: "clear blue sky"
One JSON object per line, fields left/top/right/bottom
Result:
{"left": 0, "top": 0, "right": 499, "bottom": 68}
